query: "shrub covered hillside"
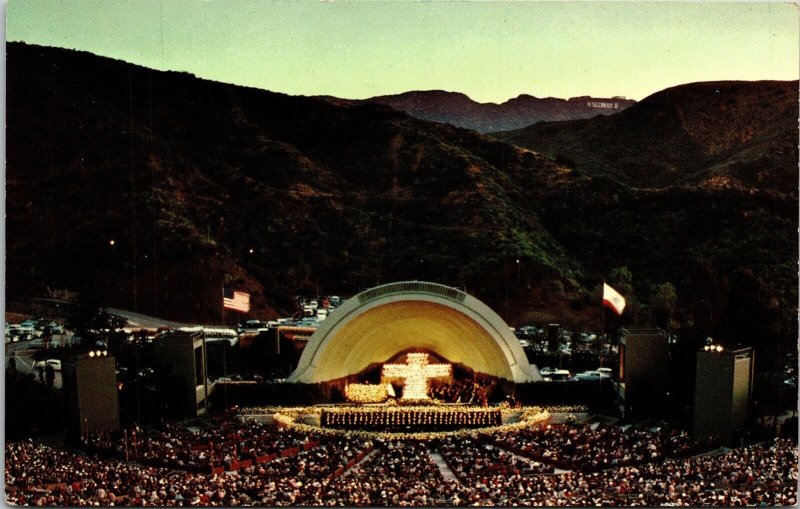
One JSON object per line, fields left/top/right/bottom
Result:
{"left": 494, "top": 80, "right": 799, "bottom": 195}
{"left": 6, "top": 43, "right": 797, "bottom": 364}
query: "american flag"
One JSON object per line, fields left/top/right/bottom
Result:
{"left": 223, "top": 288, "right": 251, "bottom": 313}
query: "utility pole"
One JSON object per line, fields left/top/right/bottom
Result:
{"left": 504, "top": 261, "right": 510, "bottom": 322}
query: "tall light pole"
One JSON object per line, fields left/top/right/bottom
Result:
{"left": 504, "top": 261, "right": 510, "bottom": 322}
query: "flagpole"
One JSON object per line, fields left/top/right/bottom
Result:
{"left": 600, "top": 283, "right": 606, "bottom": 367}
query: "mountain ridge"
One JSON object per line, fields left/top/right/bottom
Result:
{"left": 494, "top": 79, "right": 799, "bottom": 194}
{"left": 331, "top": 90, "right": 636, "bottom": 133}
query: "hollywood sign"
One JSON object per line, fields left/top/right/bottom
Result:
{"left": 587, "top": 101, "right": 620, "bottom": 109}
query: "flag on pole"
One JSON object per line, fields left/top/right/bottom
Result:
{"left": 223, "top": 288, "right": 251, "bottom": 313}
{"left": 602, "top": 282, "right": 626, "bottom": 316}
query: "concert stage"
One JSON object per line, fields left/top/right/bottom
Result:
{"left": 242, "top": 404, "right": 551, "bottom": 439}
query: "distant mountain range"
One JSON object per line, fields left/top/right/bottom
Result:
{"left": 323, "top": 91, "right": 636, "bottom": 133}
{"left": 6, "top": 43, "right": 797, "bottom": 355}
{"left": 494, "top": 80, "right": 798, "bottom": 195}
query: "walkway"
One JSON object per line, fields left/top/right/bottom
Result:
{"left": 428, "top": 450, "right": 460, "bottom": 483}
{"left": 342, "top": 449, "right": 378, "bottom": 477}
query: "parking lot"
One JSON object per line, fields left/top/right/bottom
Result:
{"left": 7, "top": 335, "right": 68, "bottom": 390}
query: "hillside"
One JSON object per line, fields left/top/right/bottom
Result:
{"left": 6, "top": 42, "right": 589, "bottom": 324}
{"left": 494, "top": 81, "right": 799, "bottom": 195}
{"left": 327, "top": 91, "right": 635, "bottom": 133}
{"left": 6, "top": 43, "right": 797, "bottom": 355}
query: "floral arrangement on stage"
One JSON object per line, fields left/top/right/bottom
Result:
{"left": 345, "top": 383, "right": 389, "bottom": 403}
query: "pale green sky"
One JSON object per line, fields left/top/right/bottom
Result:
{"left": 7, "top": 1, "right": 799, "bottom": 102}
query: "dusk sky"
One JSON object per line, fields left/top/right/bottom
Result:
{"left": 7, "top": 1, "right": 799, "bottom": 103}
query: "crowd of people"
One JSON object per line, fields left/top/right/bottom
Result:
{"left": 82, "top": 420, "right": 317, "bottom": 472}
{"left": 428, "top": 378, "right": 494, "bottom": 405}
{"left": 5, "top": 419, "right": 797, "bottom": 506}
{"left": 491, "top": 422, "right": 713, "bottom": 471}
{"left": 321, "top": 406, "right": 502, "bottom": 431}
{"left": 245, "top": 436, "right": 374, "bottom": 506}
{"left": 324, "top": 441, "right": 462, "bottom": 506}
{"left": 436, "top": 436, "right": 554, "bottom": 479}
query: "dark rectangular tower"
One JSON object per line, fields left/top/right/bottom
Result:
{"left": 694, "top": 346, "right": 754, "bottom": 445}
{"left": 153, "top": 329, "right": 210, "bottom": 418}
{"left": 63, "top": 353, "right": 120, "bottom": 438}
{"left": 618, "top": 328, "right": 671, "bottom": 418}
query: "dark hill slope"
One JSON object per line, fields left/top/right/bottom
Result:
{"left": 495, "top": 81, "right": 799, "bottom": 194}
{"left": 325, "top": 90, "right": 635, "bottom": 133}
{"left": 6, "top": 42, "right": 586, "bottom": 323}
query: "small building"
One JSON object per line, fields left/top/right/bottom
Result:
{"left": 63, "top": 352, "right": 120, "bottom": 438}
{"left": 153, "top": 329, "right": 210, "bottom": 418}
{"left": 617, "top": 328, "right": 671, "bottom": 419}
{"left": 694, "top": 345, "right": 754, "bottom": 445}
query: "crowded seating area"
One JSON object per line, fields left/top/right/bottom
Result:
{"left": 491, "top": 422, "right": 714, "bottom": 471}
{"left": 82, "top": 420, "right": 318, "bottom": 472}
{"left": 324, "top": 441, "right": 462, "bottom": 506}
{"left": 462, "top": 438, "right": 799, "bottom": 507}
{"left": 251, "top": 436, "right": 375, "bottom": 506}
{"left": 255, "top": 436, "right": 372, "bottom": 481}
{"left": 436, "top": 435, "right": 554, "bottom": 480}
{"left": 6, "top": 408, "right": 798, "bottom": 508}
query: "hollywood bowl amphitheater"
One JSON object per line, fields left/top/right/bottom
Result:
{"left": 5, "top": 282, "right": 797, "bottom": 507}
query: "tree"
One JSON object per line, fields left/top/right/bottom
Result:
{"left": 651, "top": 282, "right": 677, "bottom": 330}
{"left": 608, "top": 266, "right": 633, "bottom": 294}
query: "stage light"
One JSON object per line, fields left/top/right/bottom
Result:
{"left": 89, "top": 351, "right": 96, "bottom": 358}
{"left": 715, "top": 345, "right": 723, "bottom": 352}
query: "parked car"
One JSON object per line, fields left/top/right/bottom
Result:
{"left": 550, "top": 369, "right": 572, "bottom": 381}
{"left": 238, "top": 320, "right": 266, "bottom": 333}
{"left": 296, "top": 317, "right": 320, "bottom": 327}
{"left": 317, "top": 309, "right": 329, "bottom": 320}
{"left": 34, "top": 359, "right": 62, "bottom": 371}
{"left": 574, "top": 370, "right": 610, "bottom": 381}
{"left": 18, "top": 323, "right": 36, "bottom": 335}
{"left": 44, "top": 321, "right": 64, "bottom": 334}
{"left": 6, "top": 324, "right": 22, "bottom": 338}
